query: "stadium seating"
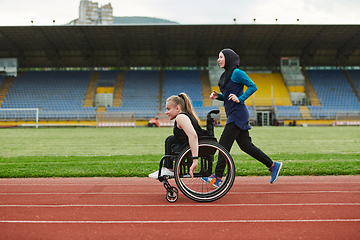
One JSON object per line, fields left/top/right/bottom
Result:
{"left": 245, "top": 73, "right": 300, "bottom": 119}
{"left": 106, "top": 70, "right": 218, "bottom": 119}
{"left": 106, "top": 70, "right": 159, "bottom": 118}
{"left": 307, "top": 70, "right": 360, "bottom": 117}
{"left": 1, "top": 71, "right": 96, "bottom": 120}
{"left": 349, "top": 70, "right": 360, "bottom": 90}
{"left": 247, "top": 106, "right": 255, "bottom": 118}
{"left": 245, "top": 73, "right": 292, "bottom": 107}
{"left": 276, "top": 105, "right": 301, "bottom": 117}
{"left": 163, "top": 70, "right": 218, "bottom": 118}
{"left": 97, "top": 70, "right": 118, "bottom": 87}
{"left": 1, "top": 69, "right": 358, "bottom": 123}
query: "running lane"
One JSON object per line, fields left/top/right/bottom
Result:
{"left": 0, "top": 176, "right": 359, "bottom": 239}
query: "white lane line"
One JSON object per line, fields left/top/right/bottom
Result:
{"left": 0, "top": 182, "right": 359, "bottom": 186}
{"left": 0, "top": 190, "right": 359, "bottom": 195}
{"left": 229, "top": 191, "right": 360, "bottom": 194}
{"left": 0, "top": 219, "right": 359, "bottom": 224}
{"left": 0, "top": 184, "right": 156, "bottom": 187}
{"left": 0, "top": 203, "right": 359, "bottom": 208}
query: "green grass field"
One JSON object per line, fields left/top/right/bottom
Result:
{"left": 0, "top": 126, "right": 359, "bottom": 178}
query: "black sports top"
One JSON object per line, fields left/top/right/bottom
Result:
{"left": 173, "top": 113, "right": 207, "bottom": 144}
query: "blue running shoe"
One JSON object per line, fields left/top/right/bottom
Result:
{"left": 201, "top": 174, "right": 223, "bottom": 188}
{"left": 269, "top": 162, "right": 282, "bottom": 184}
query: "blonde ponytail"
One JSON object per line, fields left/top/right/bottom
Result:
{"left": 167, "top": 92, "right": 201, "bottom": 125}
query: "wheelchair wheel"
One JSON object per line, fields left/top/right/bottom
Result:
{"left": 166, "top": 187, "right": 178, "bottom": 203}
{"left": 174, "top": 139, "right": 235, "bottom": 202}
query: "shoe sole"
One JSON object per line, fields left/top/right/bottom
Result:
{"left": 149, "top": 169, "right": 174, "bottom": 179}
{"left": 202, "top": 177, "right": 217, "bottom": 187}
{"left": 201, "top": 177, "right": 221, "bottom": 188}
{"left": 270, "top": 162, "right": 282, "bottom": 184}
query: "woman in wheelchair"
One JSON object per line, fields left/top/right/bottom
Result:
{"left": 149, "top": 93, "right": 235, "bottom": 202}
{"left": 149, "top": 92, "right": 207, "bottom": 179}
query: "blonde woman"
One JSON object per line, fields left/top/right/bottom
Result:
{"left": 149, "top": 92, "right": 207, "bottom": 179}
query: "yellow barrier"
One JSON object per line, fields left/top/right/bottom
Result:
{"left": 96, "top": 87, "right": 114, "bottom": 93}
{"left": 284, "top": 119, "right": 333, "bottom": 126}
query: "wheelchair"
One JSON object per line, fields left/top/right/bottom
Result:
{"left": 157, "top": 110, "right": 235, "bottom": 203}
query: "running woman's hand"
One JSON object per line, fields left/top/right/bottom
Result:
{"left": 228, "top": 93, "right": 240, "bottom": 103}
{"left": 210, "top": 90, "right": 218, "bottom": 100}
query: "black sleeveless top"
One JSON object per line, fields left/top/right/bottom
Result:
{"left": 173, "top": 113, "right": 207, "bottom": 144}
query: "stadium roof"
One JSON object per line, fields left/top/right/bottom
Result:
{"left": 0, "top": 24, "right": 359, "bottom": 69}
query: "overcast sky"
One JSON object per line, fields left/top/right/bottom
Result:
{"left": 1, "top": 0, "right": 360, "bottom": 26}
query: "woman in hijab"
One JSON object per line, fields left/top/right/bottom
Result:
{"left": 202, "top": 48, "right": 282, "bottom": 187}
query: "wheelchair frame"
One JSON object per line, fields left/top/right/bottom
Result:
{"left": 157, "top": 110, "right": 235, "bottom": 202}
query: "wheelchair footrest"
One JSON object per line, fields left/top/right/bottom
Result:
{"left": 162, "top": 177, "right": 173, "bottom": 191}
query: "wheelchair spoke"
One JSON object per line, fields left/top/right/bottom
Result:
{"left": 174, "top": 140, "right": 235, "bottom": 202}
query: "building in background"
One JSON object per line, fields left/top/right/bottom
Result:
{"left": 68, "top": 0, "right": 177, "bottom": 25}
{"left": 99, "top": 3, "right": 113, "bottom": 25}
{"left": 74, "top": 0, "right": 113, "bottom": 25}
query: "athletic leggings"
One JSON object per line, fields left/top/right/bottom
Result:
{"left": 215, "top": 122, "right": 273, "bottom": 177}
{"left": 163, "top": 135, "right": 183, "bottom": 169}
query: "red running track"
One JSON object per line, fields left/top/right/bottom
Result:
{"left": 0, "top": 176, "right": 359, "bottom": 240}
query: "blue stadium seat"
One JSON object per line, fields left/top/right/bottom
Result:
{"left": 0, "top": 71, "right": 97, "bottom": 120}
{"left": 307, "top": 70, "right": 360, "bottom": 117}
{"left": 108, "top": 70, "right": 159, "bottom": 118}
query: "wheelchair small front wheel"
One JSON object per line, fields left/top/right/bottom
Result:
{"left": 166, "top": 187, "right": 178, "bottom": 203}
{"left": 174, "top": 140, "right": 235, "bottom": 202}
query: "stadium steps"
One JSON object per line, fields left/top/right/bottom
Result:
{"left": 0, "top": 77, "right": 14, "bottom": 107}
{"left": 158, "top": 70, "right": 164, "bottom": 111}
{"left": 343, "top": 70, "right": 360, "bottom": 101}
{"left": 83, "top": 72, "right": 99, "bottom": 107}
{"left": 112, "top": 72, "right": 125, "bottom": 107}
{"left": 199, "top": 71, "right": 212, "bottom": 107}
{"left": 303, "top": 71, "right": 321, "bottom": 106}
{"left": 96, "top": 107, "right": 106, "bottom": 112}
{"left": 299, "top": 106, "right": 312, "bottom": 119}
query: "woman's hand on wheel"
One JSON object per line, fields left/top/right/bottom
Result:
{"left": 189, "top": 160, "right": 198, "bottom": 178}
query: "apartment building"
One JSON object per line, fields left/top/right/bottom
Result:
{"left": 75, "top": 0, "right": 113, "bottom": 25}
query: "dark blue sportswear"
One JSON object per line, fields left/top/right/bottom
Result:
{"left": 217, "top": 69, "right": 257, "bottom": 130}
